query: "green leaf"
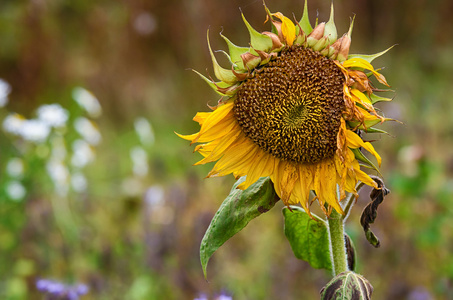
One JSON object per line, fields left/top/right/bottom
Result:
{"left": 200, "top": 176, "right": 279, "bottom": 279}
{"left": 320, "top": 271, "right": 373, "bottom": 300}
{"left": 283, "top": 206, "right": 332, "bottom": 271}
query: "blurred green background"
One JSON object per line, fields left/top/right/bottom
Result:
{"left": 1, "top": 0, "right": 452, "bottom": 299}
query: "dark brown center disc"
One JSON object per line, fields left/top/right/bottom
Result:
{"left": 234, "top": 47, "right": 345, "bottom": 163}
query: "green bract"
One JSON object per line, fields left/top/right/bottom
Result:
{"left": 193, "top": 0, "right": 360, "bottom": 97}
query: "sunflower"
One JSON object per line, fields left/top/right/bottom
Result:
{"left": 178, "top": 1, "right": 392, "bottom": 216}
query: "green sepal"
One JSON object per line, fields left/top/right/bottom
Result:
{"left": 294, "top": 33, "right": 306, "bottom": 46}
{"left": 242, "top": 52, "right": 262, "bottom": 70}
{"left": 369, "top": 93, "right": 392, "bottom": 104}
{"left": 200, "top": 176, "right": 279, "bottom": 279}
{"left": 191, "top": 69, "right": 232, "bottom": 96}
{"left": 324, "top": 2, "right": 338, "bottom": 45}
{"left": 347, "top": 118, "right": 381, "bottom": 130}
{"left": 320, "top": 271, "right": 373, "bottom": 300}
{"left": 216, "top": 50, "right": 234, "bottom": 66}
{"left": 351, "top": 148, "right": 381, "bottom": 175}
{"left": 207, "top": 30, "right": 238, "bottom": 85}
{"left": 241, "top": 13, "right": 273, "bottom": 53}
{"left": 362, "top": 127, "right": 388, "bottom": 134}
{"left": 220, "top": 33, "right": 249, "bottom": 70}
{"left": 299, "top": 0, "right": 313, "bottom": 34}
{"left": 348, "top": 45, "right": 395, "bottom": 64}
{"left": 307, "top": 36, "right": 319, "bottom": 48}
{"left": 312, "top": 36, "right": 330, "bottom": 51}
{"left": 283, "top": 206, "right": 332, "bottom": 271}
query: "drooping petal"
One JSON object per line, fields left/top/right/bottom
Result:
{"left": 272, "top": 12, "right": 296, "bottom": 46}
{"left": 315, "top": 159, "right": 344, "bottom": 214}
{"left": 271, "top": 160, "right": 298, "bottom": 205}
{"left": 237, "top": 148, "right": 271, "bottom": 190}
{"left": 194, "top": 123, "right": 242, "bottom": 165}
{"left": 345, "top": 130, "right": 382, "bottom": 166}
{"left": 343, "top": 57, "right": 389, "bottom": 86}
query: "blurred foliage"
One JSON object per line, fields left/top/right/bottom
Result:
{"left": 1, "top": 0, "right": 453, "bottom": 299}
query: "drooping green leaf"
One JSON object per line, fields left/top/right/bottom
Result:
{"left": 320, "top": 271, "right": 373, "bottom": 300}
{"left": 283, "top": 206, "right": 332, "bottom": 271}
{"left": 200, "top": 176, "right": 279, "bottom": 279}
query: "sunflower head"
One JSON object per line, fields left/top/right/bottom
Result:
{"left": 178, "top": 1, "right": 393, "bottom": 216}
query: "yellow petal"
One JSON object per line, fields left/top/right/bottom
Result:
{"left": 270, "top": 160, "right": 298, "bottom": 205}
{"left": 352, "top": 160, "right": 378, "bottom": 188}
{"left": 345, "top": 130, "right": 382, "bottom": 166}
{"left": 342, "top": 57, "right": 389, "bottom": 86}
{"left": 194, "top": 125, "right": 242, "bottom": 165}
{"left": 351, "top": 89, "right": 373, "bottom": 109}
{"left": 273, "top": 12, "right": 296, "bottom": 46}
{"left": 175, "top": 131, "right": 199, "bottom": 142}
{"left": 316, "top": 159, "right": 344, "bottom": 215}
{"left": 207, "top": 137, "right": 257, "bottom": 177}
{"left": 237, "top": 149, "right": 270, "bottom": 190}
{"left": 343, "top": 57, "right": 374, "bottom": 70}
{"left": 196, "top": 101, "right": 234, "bottom": 138}
{"left": 292, "top": 164, "right": 312, "bottom": 209}
{"left": 193, "top": 114, "right": 237, "bottom": 144}
{"left": 193, "top": 112, "right": 210, "bottom": 125}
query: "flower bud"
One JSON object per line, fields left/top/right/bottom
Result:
{"left": 320, "top": 271, "right": 373, "bottom": 300}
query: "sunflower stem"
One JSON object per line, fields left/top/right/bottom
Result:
{"left": 327, "top": 209, "right": 348, "bottom": 276}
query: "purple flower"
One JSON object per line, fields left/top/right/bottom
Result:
{"left": 36, "top": 278, "right": 89, "bottom": 300}
{"left": 215, "top": 291, "right": 232, "bottom": 300}
{"left": 194, "top": 294, "right": 208, "bottom": 300}
{"left": 194, "top": 291, "right": 232, "bottom": 300}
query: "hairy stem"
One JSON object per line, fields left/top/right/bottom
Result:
{"left": 327, "top": 209, "right": 348, "bottom": 276}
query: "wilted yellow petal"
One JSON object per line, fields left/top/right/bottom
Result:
{"left": 345, "top": 130, "right": 382, "bottom": 166}
{"left": 272, "top": 12, "right": 296, "bottom": 46}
